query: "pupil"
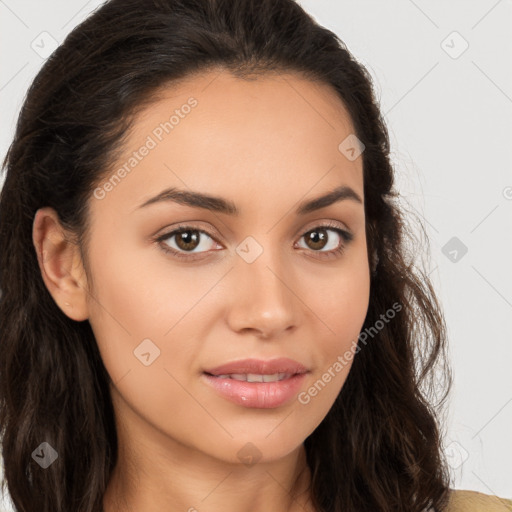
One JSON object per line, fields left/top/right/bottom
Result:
{"left": 308, "top": 229, "right": 327, "bottom": 250}
{"left": 177, "top": 230, "right": 199, "bottom": 250}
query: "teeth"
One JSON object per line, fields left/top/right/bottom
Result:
{"left": 230, "top": 373, "right": 247, "bottom": 381}
{"left": 247, "top": 373, "right": 264, "bottom": 382}
{"left": 214, "top": 373, "right": 292, "bottom": 382}
{"left": 263, "top": 373, "right": 289, "bottom": 382}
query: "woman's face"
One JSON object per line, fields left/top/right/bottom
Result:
{"left": 79, "top": 69, "right": 370, "bottom": 464}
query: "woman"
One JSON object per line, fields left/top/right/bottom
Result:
{"left": 0, "top": 0, "right": 510, "bottom": 511}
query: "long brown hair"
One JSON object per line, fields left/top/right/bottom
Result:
{"left": 0, "top": 0, "right": 452, "bottom": 510}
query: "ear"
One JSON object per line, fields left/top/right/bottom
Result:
{"left": 371, "top": 249, "right": 379, "bottom": 274}
{"left": 366, "top": 220, "right": 379, "bottom": 275}
{"left": 32, "top": 207, "right": 90, "bottom": 321}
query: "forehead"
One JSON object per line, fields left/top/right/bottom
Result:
{"left": 92, "top": 68, "right": 364, "bottom": 219}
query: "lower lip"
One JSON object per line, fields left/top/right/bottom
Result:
{"left": 202, "top": 373, "right": 307, "bottom": 408}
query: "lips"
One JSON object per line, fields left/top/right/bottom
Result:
{"left": 202, "top": 358, "right": 310, "bottom": 408}
{"left": 213, "top": 373, "right": 292, "bottom": 382}
{"left": 203, "top": 357, "right": 308, "bottom": 377}
{"left": 202, "top": 358, "right": 309, "bottom": 408}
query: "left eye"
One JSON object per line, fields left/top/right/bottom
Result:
{"left": 155, "top": 223, "right": 353, "bottom": 260}
{"left": 296, "top": 226, "right": 351, "bottom": 252}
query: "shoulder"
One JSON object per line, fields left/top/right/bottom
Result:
{"left": 446, "top": 489, "right": 512, "bottom": 511}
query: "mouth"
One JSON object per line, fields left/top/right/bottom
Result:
{"left": 204, "top": 372, "right": 295, "bottom": 382}
{"left": 203, "top": 357, "right": 308, "bottom": 377}
{"left": 201, "top": 370, "right": 308, "bottom": 409}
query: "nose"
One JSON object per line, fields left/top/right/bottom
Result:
{"left": 225, "top": 243, "right": 300, "bottom": 339}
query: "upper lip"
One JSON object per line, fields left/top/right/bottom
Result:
{"left": 204, "top": 357, "right": 309, "bottom": 376}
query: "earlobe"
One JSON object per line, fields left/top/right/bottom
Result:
{"left": 32, "top": 207, "right": 90, "bottom": 321}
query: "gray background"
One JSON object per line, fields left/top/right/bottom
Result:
{"left": 1, "top": 0, "right": 511, "bottom": 509}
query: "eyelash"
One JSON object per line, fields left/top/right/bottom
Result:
{"left": 154, "top": 221, "right": 354, "bottom": 262}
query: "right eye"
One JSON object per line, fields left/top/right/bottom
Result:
{"left": 155, "top": 225, "right": 222, "bottom": 260}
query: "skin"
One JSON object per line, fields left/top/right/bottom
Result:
{"left": 32, "top": 69, "right": 371, "bottom": 512}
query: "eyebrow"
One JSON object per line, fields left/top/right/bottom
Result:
{"left": 136, "top": 184, "right": 363, "bottom": 215}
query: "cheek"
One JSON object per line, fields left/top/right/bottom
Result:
{"left": 308, "top": 257, "right": 370, "bottom": 348}
{"left": 86, "top": 236, "right": 228, "bottom": 387}
{"left": 300, "top": 231, "right": 370, "bottom": 339}
{"left": 86, "top": 247, "right": 213, "bottom": 441}
{"left": 297, "top": 261, "right": 370, "bottom": 409}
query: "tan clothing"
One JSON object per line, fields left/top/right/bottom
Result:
{"left": 447, "top": 489, "right": 512, "bottom": 511}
